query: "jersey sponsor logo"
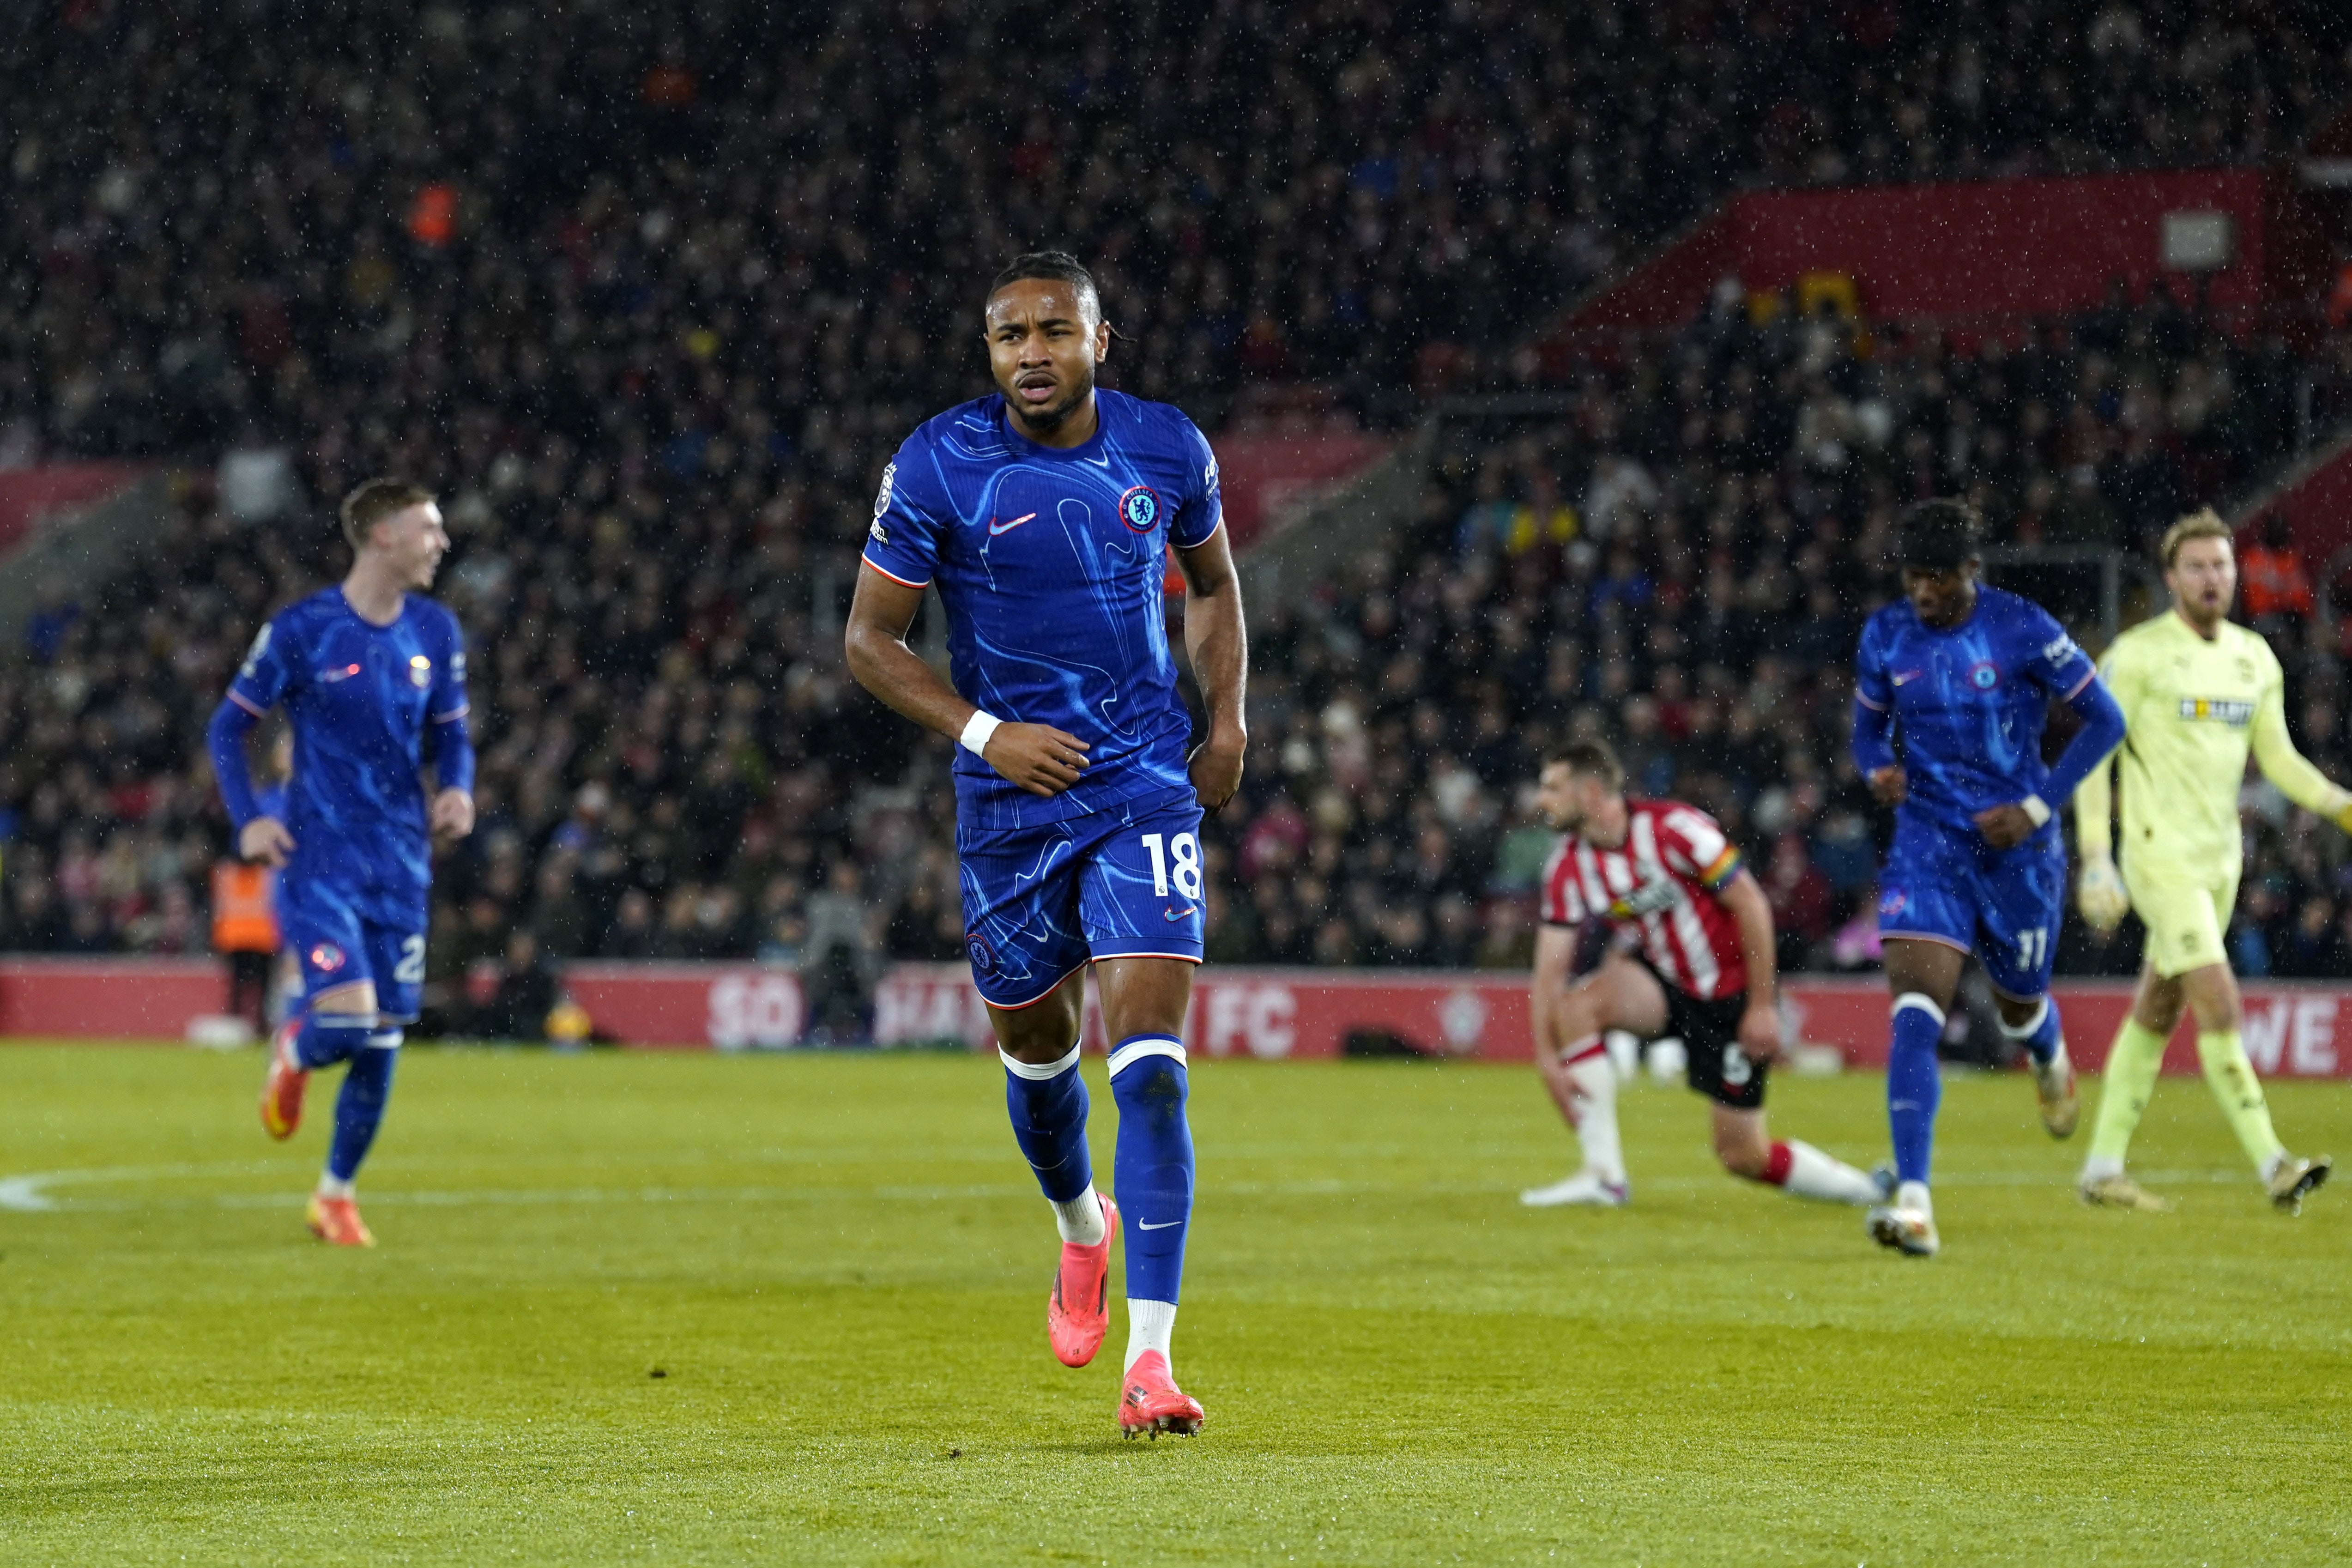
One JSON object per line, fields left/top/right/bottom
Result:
{"left": 1607, "top": 878, "right": 1680, "bottom": 920}
{"left": 308, "top": 942, "right": 346, "bottom": 974}
{"left": 868, "top": 519, "right": 889, "bottom": 545}
{"left": 408, "top": 654, "right": 432, "bottom": 688}
{"left": 1203, "top": 455, "right": 1218, "bottom": 490}
{"left": 2179, "top": 697, "right": 2254, "bottom": 726}
{"left": 872, "top": 460, "right": 896, "bottom": 519}
{"left": 986, "top": 511, "right": 1038, "bottom": 536}
{"left": 1967, "top": 660, "right": 2001, "bottom": 690}
{"left": 1117, "top": 485, "right": 1161, "bottom": 533}
{"left": 2042, "top": 633, "right": 2078, "bottom": 665}
{"left": 449, "top": 651, "right": 466, "bottom": 683}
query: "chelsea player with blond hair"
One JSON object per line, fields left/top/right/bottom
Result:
{"left": 208, "top": 478, "right": 475, "bottom": 1247}
{"left": 845, "top": 252, "right": 1247, "bottom": 1437}
{"left": 2073, "top": 509, "right": 2334, "bottom": 1215}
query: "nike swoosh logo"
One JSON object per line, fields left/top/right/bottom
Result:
{"left": 318, "top": 663, "right": 363, "bottom": 683}
{"left": 1137, "top": 1218, "right": 1183, "bottom": 1231}
{"left": 986, "top": 512, "right": 1037, "bottom": 536}
{"left": 1082, "top": 454, "right": 1110, "bottom": 468}
{"left": 1891, "top": 671, "right": 1921, "bottom": 686}
{"left": 1163, "top": 905, "right": 1197, "bottom": 920}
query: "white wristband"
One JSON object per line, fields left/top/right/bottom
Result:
{"left": 959, "top": 710, "right": 1003, "bottom": 757}
{"left": 2019, "top": 794, "right": 2051, "bottom": 828}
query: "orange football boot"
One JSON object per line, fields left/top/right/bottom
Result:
{"left": 1047, "top": 1193, "right": 1119, "bottom": 1367}
{"left": 260, "top": 1018, "right": 308, "bottom": 1140}
{"left": 1118, "top": 1350, "right": 1203, "bottom": 1439}
{"left": 306, "top": 1193, "right": 375, "bottom": 1247}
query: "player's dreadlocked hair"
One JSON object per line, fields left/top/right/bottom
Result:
{"left": 1895, "top": 498, "right": 1983, "bottom": 573}
{"left": 1548, "top": 739, "right": 1625, "bottom": 790}
{"left": 339, "top": 477, "right": 435, "bottom": 551}
{"left": 987, "top": 250, "right": 1103, "bottom": 325}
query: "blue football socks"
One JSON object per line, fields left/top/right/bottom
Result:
{"left": 326, "top": 1034, "right": 399, "bottom": 1184}
{"left": 1998, "top": 995, "right": 2063, "bottom": 1066}
{"left": 1887, "top": 994, "right": 1946, "bottom": 1186}
{"left": 1002, "top": 1044, "right": 1094, "bottom": 1205}
{"left": 1109, "top": 1035, "right": 1193, "bottom": 1306}
{"left": 294, "top": 1009, "right": 373, "bottom": 1071}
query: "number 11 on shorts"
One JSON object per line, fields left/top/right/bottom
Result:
{"left": 1140, "top": 832, "right": 1202, "bottom": 901}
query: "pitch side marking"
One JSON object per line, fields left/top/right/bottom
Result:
{"left": 0, "top": 1166, "right": 2266, "bottom": 1213}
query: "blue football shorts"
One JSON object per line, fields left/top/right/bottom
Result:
{"left": 1874, "top": 816, "right": 2066, "bottom": 999}
{"left": 279, "top": 877, "right": 427, "bottom": 1024}
{"left": 955, "top": 791, "right": 1206, "bottom": 1009}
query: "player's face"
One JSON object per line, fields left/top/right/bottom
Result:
{"left": 2167, "top": 536, "right": 2236, "bottom": 626}
{"left": 1901, "top": 562, "right": 1977, "bottom": 629}
{"left": 984, "top": 279, "right": 1109, "bottom": 435}
{"left": 1535, "top": 763, "right": 1582, "bottom": 832}
{"left": 370, "top": 502, "right": 449, "bottom": 589}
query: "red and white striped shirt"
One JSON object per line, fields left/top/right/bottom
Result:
{"left": 1539, "top": 798, "right": 1749, "bottom": 1000}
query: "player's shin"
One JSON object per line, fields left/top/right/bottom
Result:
{"left": 2083, "top": 1017, "right": 2168, "bottom": 1179}
{"left": 321, "top": 1032, "right": 399, "bottom": 1194}
{"left": 1887, "top": 993, "right": 1945, "bottom": 1192}
{"left": 1554, "top": 1036, "right": 1625, "bottom": 1184}
{"left": 1002, "top": 1045, "right": 1104, "bottom": 1242}
{"left": 1997, "top": 996, "right": 2064, "bottom": 1066}
{"left": 1765, "top": 1140, "right": 1884, "bottom": 1205}
{"left": 1109, "top": 1035, "right": 1191, "bottom": 1372}
{"left": 2195, "top": 1029, "right": 2288, "bottom": 1175}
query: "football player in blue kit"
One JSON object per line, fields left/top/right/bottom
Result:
{"left": 1851, "top": 499, "right": 2125, "bottom": 1257}
{"left": 207, "top": 479, "right": 475, "bottom": 1247}
{"left": 845, "top": 252, "right": 1247, "bottom": 1436}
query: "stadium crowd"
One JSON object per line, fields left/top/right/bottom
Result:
{"left": 6, "top": 0, "right": 2352, "bottom": 1028}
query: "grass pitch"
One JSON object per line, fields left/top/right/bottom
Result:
{"left": 1, "top": 1045, "right": 2347, "bottom": 1567}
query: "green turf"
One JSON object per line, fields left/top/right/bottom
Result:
{"left": 0, "top": 1045, "right": 2346, "bottom": 1566}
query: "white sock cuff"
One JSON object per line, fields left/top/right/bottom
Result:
{"left": 1995, "top": 998, "right": 2050, "bottom": 1039}
{"left": 1891, "top": 993, "right": 1946, "bottom": 1027}
{"left": 364, "top": 1029, "right": 404, "bottom": 1050}
{"left": 1000, "top": 1043, "right": 1082, "bottom": 1080}
{"left": 1108, "top": 1035, "right": 1186, "bottom": 1078}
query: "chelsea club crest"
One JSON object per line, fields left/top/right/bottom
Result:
{"left": 1116, "top": 484, "right": 1161, "bottom": 534}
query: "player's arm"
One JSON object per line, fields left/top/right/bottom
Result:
{"left": 1529, "top": 922, "right": 1575, "bottom": 1066}
{"left": 1850, "top": 624, "right": 1904, "bottom": 804}
{"left": 1975, "top": 637, "right": 2126, "bottom": 850}
{"left": 2072, "top": 648, "right": 2133, "bottom": 932}
{"left": 211, "top": 620, "right": 295, "bottom": 866}
{"left": 1714, "top": 868, "right": 1782, "bottom": 1063}
{"left": 1173, "top": 524, "right": 1247, "bottom": 810}
{"left": 2250, "top": 662, "right": 2352, "bottom": 830}
{"left": 842, "top": 566, "right": 1089, "bottom": 798}
{"left": 425, "top": 630, "right": 476, "bottom": 847}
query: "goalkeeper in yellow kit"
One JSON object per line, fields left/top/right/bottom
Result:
{"left": 2073, "top": 509, "right": 2334, "bottom": 1214}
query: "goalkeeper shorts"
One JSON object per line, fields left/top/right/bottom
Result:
{"left": 2122, "top": 857, "right": 2240, "bottom": 978}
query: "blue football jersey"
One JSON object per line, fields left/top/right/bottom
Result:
{"left": 861, "top": 389, "right": 1224, "bottom": 829}
{"left": 227, "top": 588, "right": 470, "bottom": 924}
{"left": 1854, "top": 585, "right": 2098, "bottom": 835}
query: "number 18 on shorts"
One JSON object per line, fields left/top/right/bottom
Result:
{"left": 954, "top": 795, "right": 1207, "bottom": 1009}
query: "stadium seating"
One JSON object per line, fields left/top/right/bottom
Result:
{"left": 5, "top": 0, "right": 2352, "bottom": 1023}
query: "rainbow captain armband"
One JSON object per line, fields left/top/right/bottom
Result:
{"left": 1699, "top": 847, "right": 1743, "bottom": 891}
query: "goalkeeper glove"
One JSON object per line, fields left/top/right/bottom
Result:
{"left": 2077, "top": 855, "right": 2130, "bottom": 935}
